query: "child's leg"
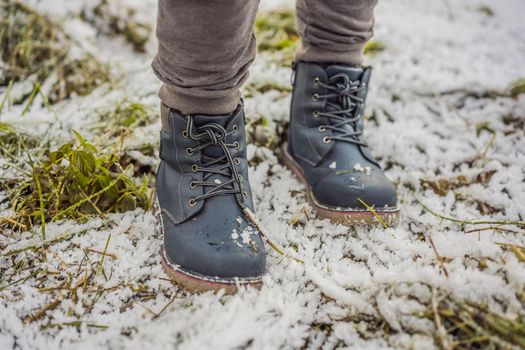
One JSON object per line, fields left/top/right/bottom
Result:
{"left": 152, "top": 0, "right": 260, "bottom": 118}
{"left": 295, "top": 0, "right": 378, "bottom": 66}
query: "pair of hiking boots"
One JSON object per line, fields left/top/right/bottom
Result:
{"left": 156, "top": 62, "right": 399, "bottom": 293}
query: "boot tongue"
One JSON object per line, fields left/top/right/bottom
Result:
{"left": 326, "top": 65, "right": 364, "bottom": 81}
{"left": 192, "top": 114, "right": 230, "bottom": 128}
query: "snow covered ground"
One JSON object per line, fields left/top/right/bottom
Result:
{"left": 1, "top": 0, "right": 525, "bottom": 349}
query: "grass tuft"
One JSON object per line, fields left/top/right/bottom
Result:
{"left": 255, "top": 10, "right": 299, "bottom": 66}
{"left": 91, "top": 0, "right": 152, "bottom": 53}
{"left": 420, "top": 170, "right": 496, "bottom": 196}
{"left": 0, "top": 0, "right": 66, "bottom": 85}
{"left": 48, "top": 58, "right": 110, "bottom": 104}
{"left": 1, "top": 130, "right": 150, "bottom": 232}
{"left": 0, "top": 0, "right": 110, "bottom": 104}
{"left": 93, "top": 98, "right": 156, "bottom": 134}
{"left": 509, "top": 79, "right": 525, "bottom": 98}
{"left": 424, "top": 293, "right": 525, "bottom": 349}
{"left": 0, "top": 122, "right": 41, "bottom": 159}
{"left": 92, "top": 99, "right": 158, "bottom": 178}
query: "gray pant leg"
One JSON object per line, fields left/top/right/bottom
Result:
{"left": 295, "top": 0, "right": 378, "bottom": 66}
{"left": 152, "top": 0, "right": 260, "bottom": 115}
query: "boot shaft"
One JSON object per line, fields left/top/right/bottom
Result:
{"left": 288, "top": 62, "right": 372, "bottom": 166}
{"left": 157, "top": 104, "right": 254, "bottom": 224}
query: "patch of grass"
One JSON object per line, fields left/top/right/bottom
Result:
{"left": 122, "top": 22, "right": 151, "bottom": 53}
{"left": 255, "top": 10, "right": 299, "bottom": 66}
{"left": 0, "top": 123, "right": 47, "bottom": 192}
{"left": 245, "top": 114, "right": 281, "bottom": 148}
{"left": 91, "top": 0, "right": 152, "bottom": 53}
{"left": 1, "top": 130, "right": 150, "bottom": 232}
{"left": 48, "top": 58, "right": 110, "bottom": 104}
{"left": 509, "top": 79, "right": 525, "bottom": 98}
{"left": 0, "top": 0, "right": 110, "bottom": 104}
{"left": 93, "top": 99, "right": 156, "bottom": 134}
{"left": 244, "top": 81, "right": 291, "bottom": 98}
{"left": 424, "top": 292, "right": 525, "bottom": 349}
{"left": 0, "top": 122, "right": 41, "bottom": 160}
{"left": 420, "top": 170, "right": 496, "bottom": 196}
{"left": 91, "top": 99, "right": 158, "bottom": 177}
{"left": 421, "top": 166, "right": 502, "bottom": 216}
{"left": 0, "top": 0, "right": 67, "bottom": 85}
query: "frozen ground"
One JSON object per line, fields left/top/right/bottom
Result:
{"left": 1, "top": 0, "right": 525, "bottom": 349}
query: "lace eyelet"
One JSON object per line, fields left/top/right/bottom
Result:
{"left": 191, "top": 164, "right": 198, "bottom": 172}
{"left": 234, "top": 141, "right": 240, "bottom": 150}
{"left": 232, "top": 125, "right": 238, "bottom": 133}
{"left": 313, "top": 110, "right": 320, "bottom": 117}
{"left": 318, "top": 126, "right": 326, "bottom": 132}
{"left": 188, "top": 198, "right": 197, "bottom": 206}
{"left": 322, "top": 136, "right": 332, "bottom": 144}
{"left": 239, "top": 175, "right": 243, "bottom": 181}
{"left": 312, "top": 93, "right": 319, "bottom": 101}
{"left": 242, "top": 191, "right": 248, "bottom": 197}
{"left": 186, "top": 147, "right": 193, "bottom": 156}
{"left": 234, "top": 158, "right": 240, "bottom": 165}
{"left": 181, "top": 130, "right": 189, "bottom": 138}
{"left": 313, "top": 77, "right": 320, "bottom": 85}
{"left": 189, "top": 181, "right": 197, "bottom": 189}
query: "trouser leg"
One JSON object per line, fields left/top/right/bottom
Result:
{"left": 152, "top": 0, "right": 260, "bottom": 119}
{"left": 295, "top": 0, "right": 378, "bottom": 66}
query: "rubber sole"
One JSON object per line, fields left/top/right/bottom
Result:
{"left": 160, "top": 248, "right": 262, "bottom": 294}
{"left": 154, "top": 197, "right": 263, "bottom": 294}
{"left": 282, "top": 145, "right": 399, "bottom": 226}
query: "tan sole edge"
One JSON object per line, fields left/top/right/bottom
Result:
{"left": 281, "top": 145, "right": 399, "bottom": 226}
{"left": 160, "top": 249, "right": 262, "bottom": 295}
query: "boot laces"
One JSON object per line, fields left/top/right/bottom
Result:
{"left": 316, "top": 72, "right": 367, "bottom": 146}
{"left": 184, "top": 117, "right": 245, "bottom": 205}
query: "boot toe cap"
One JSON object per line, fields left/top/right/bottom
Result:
{"left": 162, "top": 214, "right": 266, "bottom": 280}
{"left": 313, "top": 171, "right": 398, "bottom": 210}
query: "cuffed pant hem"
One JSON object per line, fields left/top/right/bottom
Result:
{"left": 294, "top": 41, "right": 364, "bottom": 67}
{"left": 158, "top": 84, "right": 241, "bottom": 116}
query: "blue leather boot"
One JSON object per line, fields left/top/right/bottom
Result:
{"left": 283, "top": 62, "right": 399, "bottom": 226}
{"left": 156, "top": 103, "right": 266, "bottom": 293}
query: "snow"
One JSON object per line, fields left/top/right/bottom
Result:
{"left": 1, "top": 0, "right": 525, "bottom": 349}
